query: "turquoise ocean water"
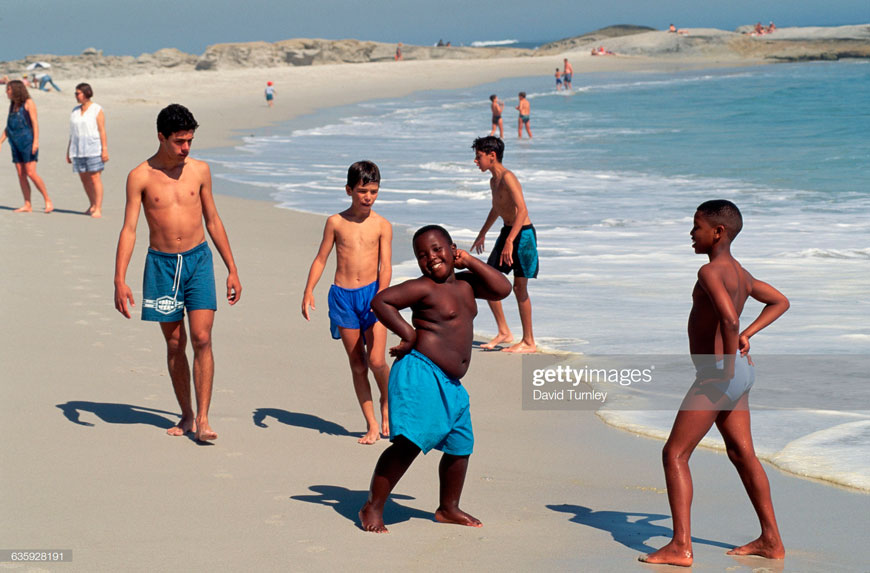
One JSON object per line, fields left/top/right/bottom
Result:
{"left": 201, "top": 61, "right": 869, "bottom": 491}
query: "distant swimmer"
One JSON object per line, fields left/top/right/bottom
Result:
{"left": 113, "top": 104, "right": 242, "bottom": 443}
{"left": 555, "top": 68, "right": 563, "bottom": 91}
{"left": 515, "top": 92, "right": 532, "bottom": 140}
{"left": 640, "top": 200, "right": 788, "bottom": 567}
{"left": 563, "top": 58, "right": 573, "bottom": 90}
{"left": 489, "top": 94, "right": 504, "bottom": 138}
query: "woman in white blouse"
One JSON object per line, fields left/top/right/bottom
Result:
{"left": 67, "top": 83, "right": 108, "bottom": 218}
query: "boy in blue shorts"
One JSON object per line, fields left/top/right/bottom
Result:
{"left": 113, "top": 104, "right": 242, "bottom": 443}
{"left": 302, "top": 161, "right": 393, "bottom": 444}
{"left": 471, "top": 135, "right": 538, "bottom": 353}
{"left": 359, "top": 225, "right": 510, "bottom": 533}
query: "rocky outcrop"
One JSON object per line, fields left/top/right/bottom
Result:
{"left": 194, "top": 38, "right": 533, "bottom": 70}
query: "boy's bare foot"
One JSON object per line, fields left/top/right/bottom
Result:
{"left": 435, "top": 507, "right": 482, "bottom": 527}
{"left": 502, "top": 341, "right": 536, "bottom": 354}
{"left": 90, "top": 209, "right": 102, "bottom": 218}
{"left": 194, "top": 421, "right": 218, "bottom": 442}
{"left": 166, "top": 416, "right": 196, "bottom": 436}
{"left": 639, "top": 542, "right": 693, "bottom": 567}
{"left": 481, "top": 332, "right": 513, "bottom": 350}
{"left": 13, "top": 205, "right": 32, "bottom": 213}
{"left": 726, "top": 536, "right": 785, "bottom": 559}
{"left": 358, "top": 428, "right": 380, "bottom": 444}
{"left": 44, "top": 200, "right": 54, "bottom": 213}
{"left": 359, "top": 502, "right": 388, "bottom": 533}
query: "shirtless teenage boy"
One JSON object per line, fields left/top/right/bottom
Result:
{"left": 516, "top": 92, "right": 532, "bottom": 139}
{"left": 359, "top": 225, "right": 511, "bottom": 533}
{"left": 113, "top": 104, "right": 241, "bottom": 442}
{"left": 641, "top": 200, "right": 788, "bottom": 567}
{"left": 302, "top": 161, "right": 392, "bottom": 444}
{"left": 471, "top": 136, "right": 538, "bottom": 353}
{"left": 489, "top": 94, "right": 504, "bottom": 139}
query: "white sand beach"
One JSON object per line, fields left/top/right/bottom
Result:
{"left": 2, "top": 36, "right": 869, "bottom": 571}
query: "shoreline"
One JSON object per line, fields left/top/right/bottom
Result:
{"left": 2, "top": 52, "right": 868, "bottom": 571}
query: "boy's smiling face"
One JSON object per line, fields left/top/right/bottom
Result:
{"left": 346, "top": 181, "right": 380, "bottom": 210}
{"left": 414, "top": 230, "right": 456, "bottom": 282}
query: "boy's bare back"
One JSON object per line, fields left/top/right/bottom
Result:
{"left": 326, "top": 209, "right": 391, "bottom": 288}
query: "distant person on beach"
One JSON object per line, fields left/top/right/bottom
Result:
{"left": 113, "top": 103, "right": 242, "bottom": 443}
{"left": 395, "top": 43, "right": 403, "bottom": 61}
{"left": 471, "top": 135, "right": 538, "bottom": 353}
{"left": 302, "top": 161, "right": 393, "bottom": 444}
{"left": 67, "top": 83, "right": 108, "bottom": 218}
{"left": 563, "top": 58, "right": 573, "bottom": 90}
{"left": 489, "top": 94, "right": 504, "bottom": 138}
{"left": 767, "top": 21, "right": 776, "bottom": 33}
{"left": 640, "top": 200, "right": 788, "bottom": 567}
{"left": 35, "top": 73, "right": 61, "bottom": 92}
{"left": 1, "top": 80, "right": 53, "bottom": 213}
{"left": 358, "top": 225, "right": 511, "bottom": 533}
{"left": 264, "top": 81, "right": 275, "bottom": 107}
{"left": 515, "top": 91, "right": 532, "bottom": 139}
{"left": 669, "top": 23, "right": 677, "bottom": 33}
{"left": 555, "top": 68, "right": 563, "bottom": 90}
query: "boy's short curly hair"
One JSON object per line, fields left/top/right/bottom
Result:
{"left": 697, "top": 199, "right": 743, "bottom": 240}
{"left": 471, "top": 135, "right": 504, "bottom": 162}
{"left": 156, "top": 104, "right": 199, "bottom": 138}
{"left": 413, "top": 225, "right": 453, "bottom": 246}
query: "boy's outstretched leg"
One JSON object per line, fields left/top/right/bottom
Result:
{"left": 189, "top": 309, "right": 218, "bottom": 442}
{"left": 365, "top": 322, "right": 390, "bottom": 437}
{"left": 717, "top": 401, "right": 785, "bottom": 560}
{"left": 640, "top": 406, "right": 719, "bottom": 567}
{"left": 503, "top": 277, "right": 536, "bottom": 353}
{"left": 360, "top": 436, "right": 420, "bottom": 533}
{"left": 339, "top": 327, "right": 380, "bottom": 444}
{"left": 435, "top": 453, "right": 481, "bottom": 527}
{"left": 481, "top": 300, "right": 513, "bottom": 349}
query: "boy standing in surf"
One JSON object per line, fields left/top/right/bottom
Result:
{"left": 302, "top": 161, "right": 393, "bottom": 444}
{"left": 641, "top": 200, "right": 788, "bottom": 567}
{"left": 359, "top": 225, "right": 511, "bottom": 533}
{"left": 471, "top": 135, "right": 538, "bottom": 353}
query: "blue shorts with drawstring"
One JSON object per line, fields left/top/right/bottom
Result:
{"left": 142, "top": 242, "right": 217, "bottom": 322}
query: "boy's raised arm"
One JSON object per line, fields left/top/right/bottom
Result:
{"left": 455, "top": 249, "right": 512, "bottom": 301}
{"left": 739, "top": 273, "right": 790, "bottom": 355}
{"left": 301, "top": 217, "right": 337, "bottom": 320}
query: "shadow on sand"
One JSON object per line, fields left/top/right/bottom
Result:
{"left": 252, "top": 407, "right": 360, "bottom": 437}
{"left": 291, "top": 484, "right": 434, "bottom": 528}
{"left": 56, "top": 400, "right": 179, "bottom": 429}
{"left": 547, "top": 504, "right": 733, "bottom": 553}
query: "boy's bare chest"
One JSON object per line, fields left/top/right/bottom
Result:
{"left": 143, "top": 174, "right": 201, "bottom": 209}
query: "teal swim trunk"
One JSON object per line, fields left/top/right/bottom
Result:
{"left": 142, "top": 242, "right": 217, "bottom": 322}
{"left": 487, "top": 224, "right": 539, "bottom": 278}
{"left": 389, "top": 349, "right": 474, "bottom": 456}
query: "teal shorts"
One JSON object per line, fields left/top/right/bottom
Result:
{"left": 389, "top": 350, "right": 474, "bottom": 456}
{"left": 142, "top": 242, "right": 217, "bottom": 322}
